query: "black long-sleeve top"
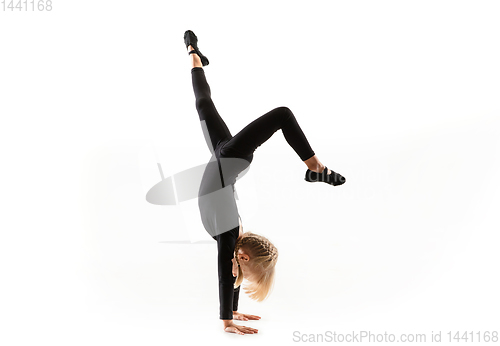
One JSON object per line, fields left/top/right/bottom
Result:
{"left": 198, "top": 141, "right": 253, "bottom": 320}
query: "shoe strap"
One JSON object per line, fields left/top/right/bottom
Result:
{"left": 188, "top": 50, "right": 197, "bottom": 55}
{"left": 324, "top": 166, "right": 331, "bottom": 180}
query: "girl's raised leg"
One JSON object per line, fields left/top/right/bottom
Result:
{"left": 188, "top": 45, "right": 232, "bottom": 153}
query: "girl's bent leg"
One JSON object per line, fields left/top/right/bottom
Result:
{"left": 221, "top": 106, "right": 315, "bottom": 161}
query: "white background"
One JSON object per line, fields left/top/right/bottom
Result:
{"left": 1, "top": 1, "right": 499, "bottom": 345}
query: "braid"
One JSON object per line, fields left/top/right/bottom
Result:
{"left": 233, "top": 231, "right": 278, "bottom": 301}
{"left": 234, "top": 232, "right": 278, "bottom": 268}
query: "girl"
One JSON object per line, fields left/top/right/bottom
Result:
{"left": 184, "top": 30, "right": 345, "bottom": 335}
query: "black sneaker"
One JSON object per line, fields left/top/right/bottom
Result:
{"left": 184, "top": 30, "right": 209, "bottom": 66}
{"left": 305, "top": 166, "right": 346, "bottom": 186}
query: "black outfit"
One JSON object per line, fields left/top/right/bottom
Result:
{"left": 192, "top": 66, "right": 315, "bottom": 320}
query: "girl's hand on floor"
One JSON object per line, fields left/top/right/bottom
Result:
{"left": 233, "top": 311, "right": 261, "bottom": 321}
{"left": 223, "top": 321, "right": 259, "bottom": 335}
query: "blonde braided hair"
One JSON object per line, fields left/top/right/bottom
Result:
{"left": 233, "top": 232, "right": 278, "bottom": 301}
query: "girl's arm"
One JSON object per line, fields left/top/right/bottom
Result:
{"left": 215, "top": 229, "right": 238, "bottom": 320}
{"left": 215, "top": 228, "right": 258, "bottom": 334}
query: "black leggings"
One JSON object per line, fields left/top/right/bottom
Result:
{"left": 191, "top": 67, "right": 315, "bottom": 161}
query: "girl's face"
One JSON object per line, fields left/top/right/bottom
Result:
{"left": 231, "top": 257, "right": 239, "bottom": 277}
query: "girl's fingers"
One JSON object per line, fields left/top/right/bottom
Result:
{"left": 231, "top": 324, "right": 259, "bottom": 335}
